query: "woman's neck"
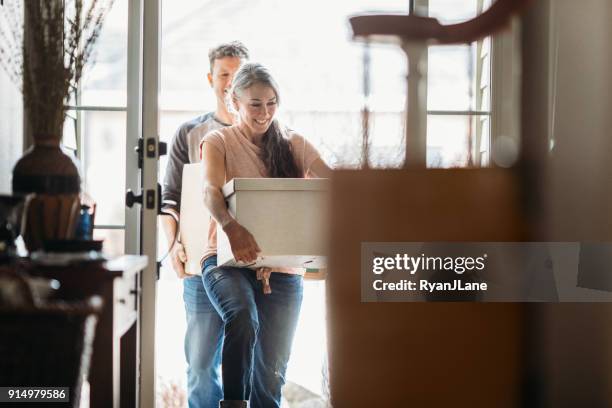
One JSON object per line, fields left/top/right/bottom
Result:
{"left": 237, "top": 122, "right": 264, "bottom": 145}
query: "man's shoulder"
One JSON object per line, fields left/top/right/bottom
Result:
{"left": 188, "top": 114, "right": 232, "bottom": 141}
{"left": 177, "top": 112, "right": 216, "bottom": 136}
{"left": 196, "top": 122, "right": 236, "bottom": 141}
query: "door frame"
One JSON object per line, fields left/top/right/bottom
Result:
{"left": 126, "top": 0, "right": 160, "bottom": 406}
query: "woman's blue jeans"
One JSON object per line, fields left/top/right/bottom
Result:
{"left": 202, "top": 256, "right": 304, "bottom": 407}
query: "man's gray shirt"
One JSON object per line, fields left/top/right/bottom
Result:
{"left": 162, "top": 112, "right": 229, "bottom": 219}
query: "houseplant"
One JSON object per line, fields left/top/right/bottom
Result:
{"left": 0, "top": 0, "right": 114, "bottom": 194}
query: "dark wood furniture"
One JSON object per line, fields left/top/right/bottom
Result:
{"left": 24, "top": 255, "right": 147, "bottom": 408}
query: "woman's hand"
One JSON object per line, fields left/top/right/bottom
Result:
{"left": 223, "top": 219, "right": 261, "bottom": 263}
{"left": 257, "top": 267, "right": 273, "bottom": 294}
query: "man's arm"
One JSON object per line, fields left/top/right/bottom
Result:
{"left": 162, "top": 125, "right": 191, "bottom": 217}
{"left": 202, "top": 141, "right": 261, "bottom": 263}
{"left": 160, "top": 214, "right": 178, "bottom": 248}
{"left": 161, "top": 125, "right": 192, "bottom": 278}
{"left": 160, "top": 214, "right": 190, "bottom": 278}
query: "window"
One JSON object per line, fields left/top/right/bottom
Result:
{"left": 0, "top": 68, "right": 22, "bottom": 194}
{"left": 0, "top": 1, "right": 23, "bottom": 194}
{"left": 64, "top": 0, "right": 128, "bottom": 256}
{"left": 159, "top": 0, "right": 510, "bottom": 172}
{"left": 362, "top": 0, "right": 496, "bottom": 168}
{"left": 427, "top": 0, "right": 493, "bottom": 167}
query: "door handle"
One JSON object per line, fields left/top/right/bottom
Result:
{"left": 135, "top": 139, "right": 167, "bottom": 169}
{"left": 125, "top": 189, "right": 143, "bottom": 208}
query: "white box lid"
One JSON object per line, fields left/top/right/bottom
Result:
{"left": 222, "top": 178, "right": 329, "bottom": 197}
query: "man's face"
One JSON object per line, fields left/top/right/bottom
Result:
{"left": 207, "top": 56, "right": 243, "bottom": 103}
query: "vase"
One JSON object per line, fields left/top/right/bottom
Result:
{"left": 12, "top": 138, "right": 82, "bottom": 252}
{"left": 12, "top": 139, "right": 81, "bottom": 195}
{"left": 20, "top": 193, "right": 81, "bottom": 252}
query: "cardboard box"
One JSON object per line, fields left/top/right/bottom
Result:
{"left": 217, "top": 178, "right": 329, "bottom": 269}
{"left": 179, "top": 163, "right": 209, "bottom": 275}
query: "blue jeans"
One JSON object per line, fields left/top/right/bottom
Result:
{"left": 183, "top": 256, "right": 224, "bottom": 408}
{"left": 202, "top": 256, "right": 304, "bottom": 407}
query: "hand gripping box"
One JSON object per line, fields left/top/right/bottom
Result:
{"left": 217, "top": 178, "right": 329, "bottom": 269}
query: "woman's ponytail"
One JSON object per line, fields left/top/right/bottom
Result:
{"left": 260, "top": 121, "right": 300, "bottom": 178}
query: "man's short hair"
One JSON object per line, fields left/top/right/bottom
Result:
{"left": 208, "top": 41, "right": 249, "bottom": 72}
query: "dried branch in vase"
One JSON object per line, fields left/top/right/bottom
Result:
{"left": 0, "top": 0, "right": 114, "bottom": 140}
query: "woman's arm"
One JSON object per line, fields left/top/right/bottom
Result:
{"left": 307, "top": 157, "right": 333, "bottom": 179}
{"left": 202, "top": 142, "right": 261, "bottom": 263}
{"left": 202, "top": 143, "right": 232, "bottom": 227}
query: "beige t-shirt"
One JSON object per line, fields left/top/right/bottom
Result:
{"left": 200, "top": 124, "right": 321, "bottom": 271}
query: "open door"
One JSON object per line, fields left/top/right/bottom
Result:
{"left": 125, "top": 0, "right": 161, "bottom": 406}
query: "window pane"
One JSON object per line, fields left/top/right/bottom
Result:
{"left": 353, "top": 1, "right": 409, "bottom": 13}
{"left": 369, "top": 45, "right": 406, "bottom": 112}
{"left": 93, "top": 228, "right": 125, "bottom": 257}
{"left": 367, "top": 111, "right": 405, "bottom": 168}
{"left": 479, "top": 116, "right": 491, "bottom": 166}
{"left": 428, "top": 44, "right": 474, "bottom": 111}
{"left": 427, "top": 115, "right": 489, "bottom": 168}
{"left": 0, "top": 72, "right": 22, "bottom": 193}
{"left": 80, "top": 0, "right": 128, "bottom": 107}
{"left": 62, "top": 111, "right": 78, "bottom": 151}
{"left": 429, "top": 0, "right": 479, "bottom": 23}
{"left": 283, "top": 110, "right": 363, "bottom": 169}
{"left": 81, "top": 111, "right": 127, "bottom": 225}
{"left": 480, "top": 83, "right": 491, "bottom": 112}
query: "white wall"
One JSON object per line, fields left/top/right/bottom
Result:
{"left": 0, "top": 68, "right": 23, "bottom": 194}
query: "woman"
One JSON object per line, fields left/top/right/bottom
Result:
{"left": 200, "top": 62, "right": 331, "bottom": 408}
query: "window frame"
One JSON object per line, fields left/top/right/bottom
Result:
{"left": 414, "top": 0, "right": 520, "bottom": 168}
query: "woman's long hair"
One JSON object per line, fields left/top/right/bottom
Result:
{"left": 231, "top": 63, "right": 300, "bottom": 178}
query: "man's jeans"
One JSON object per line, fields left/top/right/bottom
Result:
{"left": 183, "top": 256, "right": 224, "bottom": 408}
{"left": 202, "top": 256, "right": 304, "bottom": 408}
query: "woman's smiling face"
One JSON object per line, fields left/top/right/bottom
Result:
{"left": 233, "top": 82, "right": 278, "bottom": 139}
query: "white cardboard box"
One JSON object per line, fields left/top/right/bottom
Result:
{"left": 179, "top": 163, "right": 209, "bottom": 275}
{"left": 217, "top": 178, "right": 329, "bottom": 269}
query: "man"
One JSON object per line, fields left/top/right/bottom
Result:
{"left": 161, "top": 41, "right": 249, "bottom": 408}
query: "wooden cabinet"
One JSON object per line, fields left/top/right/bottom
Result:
{"left": 25, "top": 255, "right": 147, "bottom": 408}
